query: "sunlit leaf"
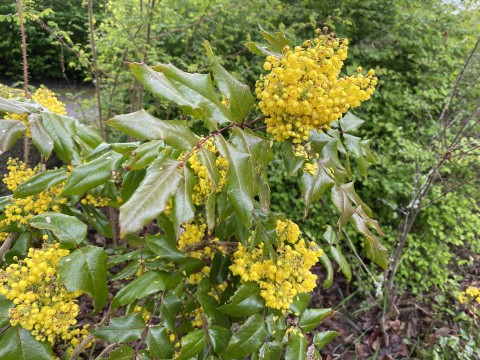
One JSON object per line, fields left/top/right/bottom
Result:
{"left": 14, "top": 168, "right": 67, "bottom": 198}
{"left": 108, "top": 110, "right": 197, "bottom": 149}
{"left": 59, "top": 245, "right": 108, "bottom": 313}
{"left": 93, "top": 314, "right": 145, "bottom": 343}
{"left": 119, "top": 154, "right": 182, "bottom": 236}
{"left": 0, "top": 120, "right": 26, "bottom": 153}
{"left": 29, "top": 213, "right": 87, "bottom": 247}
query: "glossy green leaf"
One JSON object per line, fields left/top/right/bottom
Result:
{"left": 58, "top": 245, "right": 108, "bottom": 313}
{"left": 330, "top": 246, "right": 352, "bottom": 282}
{"left": 339, "top": 112, "right": 365, "bottom": 133}
{"left": 0, "top": 296, "right": 13, "bottom": 328}
{"left": 289, "top": 293, "right": 311, "bottom": 315}
{"left": 108, "top": 110, "right": 197, "bottom": 149}
{"left": 209, "top": 325, "right": 231, "bottom": 354}
{"left": 0, "top": 98, "right": 32, "bottom": 113}
{"left": 218, "top": 282, "right": 265, "bottom": 317}
{"left": 281, "top": 141, "right": 304, "bottom": 176}
{"left": 124, "top": 140, "right": 164, "bottom": 171}
{"left": 146, "top": 326, "right": 174, "bottom": 359}
{"left": 285, "top": 330, "right": 307, "bottom": 360}
{"left": 319, "top": 252, "right": 334, "bottom": 289}
{"left": 0, "top": 326, "right": 52, "bottom": 360}
{"left": 119, "top": 155, "right": 182, "bottom": 236}
{"left": 205, "top": 40, "right": 255, "bottom": 120}
{"left": 4, "top": 232, "right": 30, "bottom": 264}
{"left": 74, "top": 123, "right": 103, "bottom": 151}
{"left": 173, "top": 166, "right": 196, "bottom": 232}
{"left": 14, "top": 168, "right": 68, "bottom": 198}
{"left": 159, "top": 293, "right": 182, "bottom": 330}
{"left": 222, "top": 314, "right": 267, "bottom": 359}
{"left": 63, "top": 150, "right": 124, "bottom": 195}
{"left": 112, "top": 271, "right": 180, "bottom": 308}
{"left": 331, "top": 184, "right": 355, "bottom": 228}
{"left": 40, "top": 112, "right": 76, "bottom": 162}
{"left": 258, "top": 342, "right": 282, "bottom": 360}
{"left": 258, "top": 24, "right": 291, "bottom": 53}
{"left": 0, "top": 120, "right": 26, "bottom": 153}
{"left": 82, "top": 204, "right": 113, "bottom": 238}
{"left": 313, "top": 330, "right": 340, "bottom": 350}
{"left": 299, "top": 308, "right": 333, "bottom": 332}
{"left": 121, "top": 169, "right": 145, "bottom": 202}
{"left": 244, "top": 41, "right": 277, "bottom": 57}
{"left": 146, "top": 234, "right": 186, "bottom": 262}
{"left": 106, "top": 345, "right": 135, "bottom": 360}
{"left": 301, "top": 161, "right": 335, "bottom": 209}
{"left": 28, "top": 114, "right": 53, "bottom": 159}
{"left": 93, "top": 314, "right": 145, "bottom": 343}
{"left": 29, "top": 213, "right": 87, "bottom": 247}
{"left": 177, "top": 330, "right": 206, "bottom": 360}
{"left": 215, "top": 135, "right": 254, "bottom": 227}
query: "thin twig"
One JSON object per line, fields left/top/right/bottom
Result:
{"left": 0, "top": 233, "right": 18, "bottom": 261}
{"left": 134, "top": 292, "right": 164, "bottom": 354}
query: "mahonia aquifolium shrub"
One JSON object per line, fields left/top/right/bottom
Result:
{"left": 0, "top": 27, "right": 385, "bottom": 358}
{"left": 256, "top": 27, "right": 377, "bottom": 143}
{"left": 0, "top": 243, "right": 91, "bottom": 353}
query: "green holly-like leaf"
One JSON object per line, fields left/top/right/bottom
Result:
{"left": 13, "top": 168, "right": 68, "bottom": 198}
{"left": 74, "top": 123, "right": 103, "bottom": 152}
{"left": 146, "top": 234, "right": 187, "bottom": 262}
{"left": 108, "top": 110, "right": 197, "bottom": 149}
{"left": 29, "top": 114, "right": 54, "bottom": 158}
{"left": 92, "top": 314, "right": 145, "bottom": 343}
{"left": 299, "top": 308, "right": 334, "bottom": 332}
{"left": 130, "top": 62, "right": 232, "bottom": 128}
{"left": 281, "top": 141, "right": 305, "bottom": 176}
{"left": 289, "top": 293, "right": 311, "bottom": 316}
{"left": 40, "top": 112, "right": 76, "bottom": 163}
{"left": 146, "top": 326, "right": 174, "bottom": 359}
{"left": 159, "top": 293, "right": 182, "bottom": 330}
{"left": 221, "top": 314, "right": 267, "bottom": 359}
{"left": 106, "top": 345, "right": 135, "bottom": 360}
{"left": 208, "top": 325, "right": 232, "bottom": 354}
{"left": 330, "top": 246, "right": 352, "bottom": 282}
{"left": 29, "top": 213, "right": 87, "bottom": 247}
{"left": 63, "top": 150, "right": 124, "bottom": 195}
{"left": 58, "top": 245, "right": 108, "bottom": 313}
{"left": 258, "top": 24, "right": 291, "bottom": 53}
{"left": 0, "top": 296, "right": 13, "bottom": 328}
{"left": 285, "top": 330, "right": 308, "bottom": 360}
{"left": 258, "top": 342, "right": 282, "bottom": 360}
{"left": 0, "top": 98, "right": 32, "bottom": 113}
{"left": 119, "top": 154, "right": 182, "bottom": 236}
{"left": 313, "top": 330, "right": 340, "bottom": 350}
{"left": 172, "top": 166, "right": 196, "bottom": 233}
{"left": 112, "top": 271, "right": 181, "bottom": 308}
{"left": 176, "top": 330, "right": 206, "bottom": 360}
{"left": 204, "top": 40, "right": 255, "bottom": 120}
{"left": 4, "top": 233, "right": 30, "bottom": 264}
{"left": 301, "top": 160, "right": 335, "bottom": 210}
{"left": 339, "top": 112, "right": 365, "bottom": 133}
{"left": 319, "top": 252, "right": 334, "bottom": 289}
{"left": 124, "top": 140, "right": 164, "bottom": 171}
{"left": 0, "top": 120, "right": 26, "bottom": 153}
{"left": 215, "top": 134, "right": 254, "bottom": 227}
{"left": 218, "top": 282, "right": 265, "bottom": 317}
{"left": 0, "top": 326, "right": 52, "bottom": 360}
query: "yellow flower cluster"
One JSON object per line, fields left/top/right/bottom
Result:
{"left": 458, "top": 286, "right": 480, "bottom": 304}
{"left": 80, "top": 194, "right": 109, "bottom": 207}
{"left": 4, "top": 86, "right": 67, "bottom": 138}
{"left": 0, "top": 244, "right": 88, "bottom": 348}
{"left": 177, "top": 219, "right": 226, "bottom": 284}
{"left": 0, "top": 159, "right": 67, "bottom": 231}
{"left": 182, "top": 139, "right": 228, "bottom": 206}
{"left": 230, "top": 219, "right": 323, "bottom": 311}
{"left": 255, "top": 28, "right": 377, "bottom": 143}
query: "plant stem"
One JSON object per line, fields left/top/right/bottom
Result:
{"left": 87, "top": 0, "right": 106, "bottom": 140}
{"left": 17, "top": 0, "right": 30, "bottom": 165}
